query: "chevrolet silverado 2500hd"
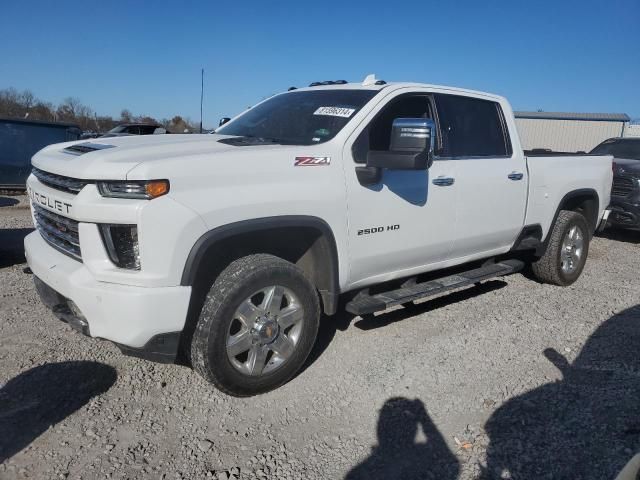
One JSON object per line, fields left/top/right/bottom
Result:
{"left": 24, "top": 76, "right": 613, "bottom": 396}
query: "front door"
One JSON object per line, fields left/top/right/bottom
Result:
{"left": 342, "top": 91, "right": 458, "bottom": 289}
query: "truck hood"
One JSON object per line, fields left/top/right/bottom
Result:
{"left": 31, "top": 134, "right": 284, "bottom": 180}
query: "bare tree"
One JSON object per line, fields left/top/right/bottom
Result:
{"left": 120, "top": 109, "right": 132, "bottom": 122}
{"left": 0, "top": 86, "right": 199, "bottom": 133}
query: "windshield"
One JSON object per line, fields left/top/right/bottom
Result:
{"left": 108, "top": 125, "right": 127, "bottom": 133}
{"left": 216, "top": 89, "right": 378, "bottom": 145}
{"left": 590, "top": 139, "right": 640, "bottom": 160}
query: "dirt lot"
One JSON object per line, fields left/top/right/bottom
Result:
{"left": 1, "top": 194, "right": 640, "bottom": 480}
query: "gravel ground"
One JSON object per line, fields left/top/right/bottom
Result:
{"left": 1, "top": 194, "right": 640, "bottom": 479}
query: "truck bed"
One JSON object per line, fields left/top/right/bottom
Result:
{"left": 523, "top": 153, "right": 613, "bottom": 237}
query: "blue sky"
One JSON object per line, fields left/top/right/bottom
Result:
{"left": 2, "top": 0, "right": 639, "bottom": 127}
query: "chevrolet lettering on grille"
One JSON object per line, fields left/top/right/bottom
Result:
{"left": 27, "top": 185, "right": 72, "bottom": 215}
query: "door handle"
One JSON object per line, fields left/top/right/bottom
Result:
{"left": 432, "top": 176, "right": 455, "bottom": 186}
{"left": 508, "top": 172, "right": 524, "bottom": 181}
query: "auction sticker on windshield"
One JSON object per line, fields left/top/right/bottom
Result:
{"left": 313, "top": 107, "right": 356, "bottom": 118}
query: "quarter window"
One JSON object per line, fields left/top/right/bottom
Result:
{"left": 434, "top": 94, "right": 511, "bottom": 157}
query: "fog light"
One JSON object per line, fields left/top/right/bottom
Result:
{"left": 67, "top": 300, "right": 85, "bottom": 320}
{"left": 99, "top": 224, "right": 141, "bottom": 270}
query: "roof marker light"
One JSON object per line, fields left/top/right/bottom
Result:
{"left": 362, "top": 74, "right": 377, "bottom": 86}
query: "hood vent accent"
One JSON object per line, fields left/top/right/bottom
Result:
{"left": 63, "top": 142, "right": 115, "bottom": 155}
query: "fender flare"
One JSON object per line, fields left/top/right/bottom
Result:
{"left": 538, "top": 188, "right": 600, "bottom": 254}
{"left": 180, "top": 215, "right": 340, "bottom": 314}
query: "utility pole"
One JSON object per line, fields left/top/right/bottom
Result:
{"left": 200, "top": 68, "right": 204, "bottom": 134}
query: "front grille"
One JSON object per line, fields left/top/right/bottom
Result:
{"left": 33, "top": 205, "right": 81, "bottom": 260}
{"left": 612, "top": 177, "right": 636, "bottom": 198}
{"left": 32, "top": 167, "right": 92, "bottom": 194}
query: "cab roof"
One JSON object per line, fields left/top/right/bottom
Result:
{"left": 292, "top": 77, "right": 504, "bottom": 102}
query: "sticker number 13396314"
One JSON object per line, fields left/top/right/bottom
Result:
{"left": 313, "top": 107, "right": 355, "bottom": 118}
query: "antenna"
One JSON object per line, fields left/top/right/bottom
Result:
{"left": 200, "top": 68, "right": 204, "bottom": 134}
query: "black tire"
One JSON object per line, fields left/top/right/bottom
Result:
{"left": 531, "top": 210, "right": 590, "bottom": 286}
{"left": 191, "top": 254, "right": 320, "bottom": 397}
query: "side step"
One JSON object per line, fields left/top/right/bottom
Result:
{"left": 345, "top": 259, "right": 525, "bottom": 316}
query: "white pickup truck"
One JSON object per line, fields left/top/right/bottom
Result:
{"left": 24, "top": 76, "right": 612, "bottom": 396}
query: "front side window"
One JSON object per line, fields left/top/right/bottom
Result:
{"left": 139, "top": 125, "right": 158, "bottom": 135}
{"left": 352, "top": 95, "right": 434, "bottom": 163}
{"left": 216, "top": 89, "right": 378, "bottom": 145}
{"left": 434, "top": 94, "right": 511, "bottom": 157}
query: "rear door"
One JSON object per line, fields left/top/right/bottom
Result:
{"left": 433, "top": 94, "right": 527, "bottom": 259}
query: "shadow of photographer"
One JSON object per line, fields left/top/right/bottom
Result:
{"left": 481, "top": 305, "right": 640, "bottom": 479}
{"left": 346, "top": 397, "right": 459, "bottom": 480}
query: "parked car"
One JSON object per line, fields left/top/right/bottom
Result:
{"left": 590, "top": 137, "right": 640, "bottom": 230}
{"left": 100, "top": 123, "right": 168, "bottom": 137}
{"left": 25, "top": 77, "right": 612, "bottom": 396}
{"left": 0, "top": 117, "right": 81, "bottom": 189}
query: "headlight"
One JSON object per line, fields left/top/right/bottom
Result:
{"left": 99, "top": 224, "right": 141, "bottom": 270}
{"left": 97, "top": 180, "right": 169, "bottom": 199}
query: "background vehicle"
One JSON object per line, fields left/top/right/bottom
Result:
{"left": 24, "top": 78, "right": 613, "bottom": 396}
{"left": 590, "top": 137, "right": 640, "bottom": 230}
{"left": 0, "top": 117, "right": 81, "bottom": 189}
{"left": 100, "top": 123, "right": 168, "bottom": 137}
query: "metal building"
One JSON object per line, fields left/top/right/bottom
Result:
{"left": 514, "top": 111, "right": 630, "bottom": 152}
{"left": 624, "top": 124, "right": 640, "bottom": 138}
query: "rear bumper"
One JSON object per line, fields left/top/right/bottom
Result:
{"left": 25, "top": 231, "right": 192, "bottom": 361}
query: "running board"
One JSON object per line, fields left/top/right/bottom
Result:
{"left": 345, "top": 259, "right": 525, "bottom": 316}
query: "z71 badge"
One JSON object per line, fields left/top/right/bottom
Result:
{"left": 294, "top": 156, "right": 331, "bottom": 166}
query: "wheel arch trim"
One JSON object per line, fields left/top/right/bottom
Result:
{"left": 179, "top": 215, "right": 340, "bottom": 314}
{"left": 539, "top": 188, "right": 600, "bottom": 254}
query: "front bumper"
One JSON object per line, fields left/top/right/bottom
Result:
{"left": 608, "top": 199, "right": 640, "bottom": 229}
{"left": 25, "top": 231, "right": 192, "bottom": 361}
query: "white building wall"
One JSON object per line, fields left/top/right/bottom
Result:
{"left": 624, "top": 124, "right": 640, "bottom": 138}
{"left": 515, "top": 118, "right": 625, "bottom": 152}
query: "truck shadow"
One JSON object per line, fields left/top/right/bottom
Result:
{"left": 0, "top": 227, "right": 34, "bottom": 268}
{"left": 304, "top": 280, "right": 507, "bottom": 374}
{"left": 0, "top": 361, "right": 117, "bottom": 463}
{"left": 0, "top": 196, "right": 20, "bottom": 207}
{"left": 480, "top": 304, "right": 640, "bottom": 479}
{"left": 345, "top": 397, "right": 459, "bottom": 480}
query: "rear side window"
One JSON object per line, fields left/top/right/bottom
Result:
{"left": 434, "top": 94, "right": 511, "bottom": 157}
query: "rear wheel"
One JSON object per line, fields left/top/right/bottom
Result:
{"left": 191, "top": 254, "right": 320, "bottom": 397}
{"left": 531, "top": 210, "right": 590, "bottom": 286}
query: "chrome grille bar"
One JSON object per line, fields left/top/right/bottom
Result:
{"left": 32, "top": 167, "right": 92, "bottom": 194}
{"left": 33, "top": 205, "right": 81, "bottom": 260}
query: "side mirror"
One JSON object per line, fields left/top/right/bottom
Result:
{"left": 390, "top": 118, "right": 435, "bottom": 154}
{"left": 366, "top": 118, "right": 435, "bottom": 171}
{"left": 219, "top": 117, "right": 231, "bottom": 127}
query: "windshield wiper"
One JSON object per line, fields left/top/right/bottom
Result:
{"left": 217, "top": 135, "right": 300, "bottom": 147}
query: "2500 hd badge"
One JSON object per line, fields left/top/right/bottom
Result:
{"left": 27, "top": 186, "right": 72, "bottom": 214}
{"left": 358, "top": 224, "right": 400, "bottom": 235}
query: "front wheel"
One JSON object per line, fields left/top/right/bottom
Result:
{"left": 191, "top": 254, "right": 320, "bottom": 397}
{"left": 531, "top": 210, "right": 590, "bottom": 286}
